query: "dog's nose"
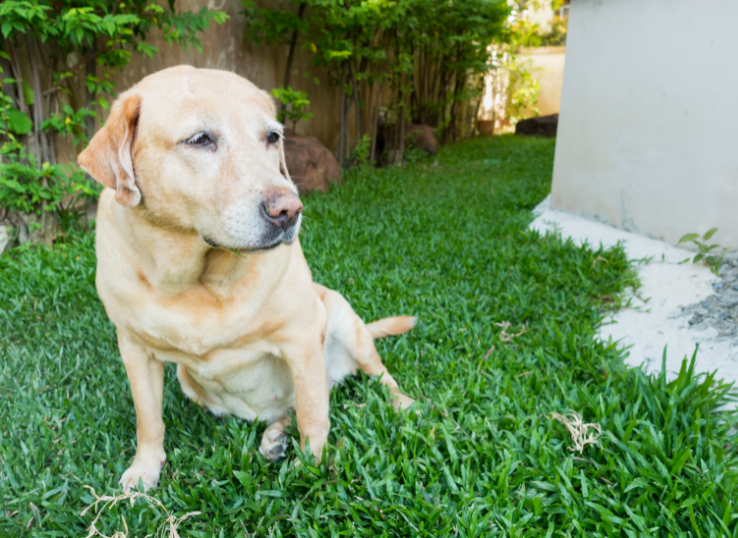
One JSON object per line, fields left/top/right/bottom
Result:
{"left": 261, "top": 188, "right": 303, "bottom": 230}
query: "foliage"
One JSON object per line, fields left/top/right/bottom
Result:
{"left": 508, "top": 17, "right": 567, "bottom": 49}
{"left": 506, "top": 57, "right": 541, "bottom": 126}
{"left": 241, "top": 0, "right": 308, "bottom": 49}
{"left": 484, "top": 0, "right": 566, "bottom": 132}
{"left": 270, "top": 86, "right": 313, "bottom": 130}
{"left": 540, "top": 15, "right": 567, "bottom": 46}
{"left": 345, "top": 133, "right": 372, "bottom": 169}
{"left": 242, "top": 0, "right": 510, "bottom": 166}
{"left": 508, "top": 18, "right": 545, "bottom": 49}
{"left": 0, "top": 139, "right": 95, "bottom": 215}
{"left": 2, "top": 136, "right": 736, "bottom": 537}
{"left": 679, "top": 227, "right": 729, "bottom": 276}
{"left": 0, "top": 0, "right": 227, "bottom": 238}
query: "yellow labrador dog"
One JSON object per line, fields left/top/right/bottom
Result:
{"left": 78, "top": 66, "right": 415, "bottom": 491}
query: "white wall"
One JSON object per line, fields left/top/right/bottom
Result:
{"left": 519, "top": 47, "right": 566, "bottom": 116}
{"left": 524, "top": 2, "right": 556, "bottom": 32}
{"left": 551, "top": 0, "right": 738, "bottom": 249}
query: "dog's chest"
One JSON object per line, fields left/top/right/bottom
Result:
{"left": 149, "top": 326, "right": 295, "bottom": 421}
{"left": 129, "top": 291, "right": 289, "bottom": 387}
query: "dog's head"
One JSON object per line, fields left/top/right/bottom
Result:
{"left": 78, "top": 66, "right": 302, "bottom": 252}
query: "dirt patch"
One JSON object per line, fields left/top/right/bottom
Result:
{"left": 682, "top": 253, "right": 738, "bottom": 337}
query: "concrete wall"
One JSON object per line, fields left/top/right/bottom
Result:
{"left": 551, "top": 0, "right": 738, "bottom": 249}
{"left": 519, "top": 47, "right": 565, "bottom": 116}
{"left": 101, "top": 0, "right": 341, "bottom": 149}
{"left": 524, "top": 2, "right": 556, "bottom": 33}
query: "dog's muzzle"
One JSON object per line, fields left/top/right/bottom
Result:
{"left": 260, "top": 188, "right": 303, "bottom": 231}
{"left": 202, "top": 188, "right": 303, "bottom": 251}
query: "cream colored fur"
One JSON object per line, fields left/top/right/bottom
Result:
{"left": 78, "top": 66, "right": 414, "bottom": 491}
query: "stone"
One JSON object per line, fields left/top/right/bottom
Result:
{"left": 282, "top": 133, "right": 341, "bottom": 193}
{"left": 0, "top": 224, "right": 10, "bottom": 254}
{"left": 515, "top": 114, "right": 558, "bottom": 137}
{"left": 406, "top": 124, "right": 437, "bottom": 155}
{"left": 477, "top": 120, "right": 495, "bottom": 136}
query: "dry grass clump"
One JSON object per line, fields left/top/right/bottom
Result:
{"left": 81, "top": 486, "right": 200, "bottom": 538}
{"left": 551, "top": 411, "right": 602, "bottom": 454}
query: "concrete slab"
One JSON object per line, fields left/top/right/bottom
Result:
{"left": 530, "top": 196, "right": 738, "bottom": 392}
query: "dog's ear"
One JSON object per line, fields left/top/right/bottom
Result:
{"left": 278, "top": 136, "right": 292, "bottom": 183}
{"left": 78, "top": 93, "right": 142, "bottom": 207}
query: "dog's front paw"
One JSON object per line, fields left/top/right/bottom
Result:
{"left": 120, "top": 453, "right": 166, "bottom": 491}
{"left": 390, "top": 387, "right": 416, "bottom": 411}
{"left": 259, "top": 431, "right": 289, "bottom": 462}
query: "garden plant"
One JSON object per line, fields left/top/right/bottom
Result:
{"left": 0, "top": 0, "right": 227, "bottom": 244}
{"left": 242, "top": 0, "right": 509, "bottom": 166}
{"left": 1, "top": 136, "right": 736, "bottom": 536}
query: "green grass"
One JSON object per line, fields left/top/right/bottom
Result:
{"left": 1, "top": 135, "right": 736, "bottom": 537}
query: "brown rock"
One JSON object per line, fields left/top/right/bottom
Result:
{"left": 283, "top": 134, "right": 341, "bottom": 193}
{"left": 515, "top": 114, "right": 558, "bottom": 137}
{"left": 406, "top": 124, "right": 437, "bottom": 155}
{"left": 477, "top": 120, "right": 495, "bottom": 136}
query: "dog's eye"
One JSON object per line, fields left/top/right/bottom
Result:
{"left": 266, "top": 131, "right": 281, "bottom": 145}
{"left": 185, "top": 132, "right": 215, "bottom": 148}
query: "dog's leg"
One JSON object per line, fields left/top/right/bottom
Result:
{"left": 259, "top": 415, "right": 292, "bottom": 461}
{"left": 117, "top": 332, "right": 166, "bottom": 491}
{"left": 317, "top": 285, "right": 415, "bottom": 411}
{"left": 284, "top": 338, "right": 330, "bottom": 463}
{"left": 346, "top": 322, "right": 415, "bottom": 411}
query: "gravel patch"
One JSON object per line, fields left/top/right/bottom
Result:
{"left": 682, "top": 253, "right": 738, "bottom": 337}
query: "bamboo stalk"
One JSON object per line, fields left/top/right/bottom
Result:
{"left": 337, "top": 82, "right": 345, "bottom": 166}
{"left": 398, "top": 84, "right": 405, "bottom": 164}
{"left": 369, "top": 79, "right": 384, "bottom": 163}
{"left": 352, "top": 77, "right": 361, "bottom": 153}
{"left": 282, "top": 2, "right": 306, "bottom": 113}
{"left": 26, "top": 32, "right": 49, "bottom": 168}
{"left": 6, "top": 40, "right": 27, "bottom": 115}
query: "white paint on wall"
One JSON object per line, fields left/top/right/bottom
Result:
{"left": 551, "top": 0, "right": 738, "bottom": 249}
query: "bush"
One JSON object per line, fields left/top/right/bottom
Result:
{"left": 242, "top": 0, "right": 510, "bottom": 166}
{"left": 0, "top": 0, "right": 228, "bottom": 245}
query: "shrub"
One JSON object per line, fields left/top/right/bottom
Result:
{"left": 242, "top": 0, "right": 510, "bottom": 166}
{"left": 0, "top": 0, "right": 228, "bottom": 245}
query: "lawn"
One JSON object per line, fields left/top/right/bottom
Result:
{"left": 1, "top": 135, "right": 736, "bottom": 537}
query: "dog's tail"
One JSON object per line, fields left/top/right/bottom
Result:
{"left": 366, "top": 316, "right": 417, "bottom": 340}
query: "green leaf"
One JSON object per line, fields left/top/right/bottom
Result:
{"left": 5, "top": 109, "right": 33, "bottom": 135}
{"left": 624, "top": 477, "right": 649, "bottom": 493}
{"left": 678, "top": 233, "right": 699, "bottom": 244}
{"left": 693, "top": 254, "right": 704, "bottom": 263}
{"left": 232, "top": 470, "right": 253, "bottom": 488}
{"left": 669, "top": 448, "right": 692, "bottom": 475}
{"left": 702, "top": 227, "right": 718, "bottom": 240}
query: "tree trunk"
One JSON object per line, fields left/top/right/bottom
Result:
{"left": 7, "top": 39, "right": 34, "bottom": 161}
{"left": 26, "top": 32, "right": 57, "bottom": 246}
{"left": 369, "top": 79, "right": 384, "bottom": 163}
{"left": 343, "top": 92, "right": 350, "bottom": 165}
{"left": 85, "top": 40, "right": 97, "bottom": 142}
{"left": 6, "top": 40, "right": 28, "bottom": 116}
{"left": 281, "top": 2, "right": 306, "bottom": 113}
{"left": 337, "top": 83, "right": 346, "bottom": 167}
{"left": 352, "top": 77, "right": 361, "bottom": 153}
{"left": 26, "top": 32, "right": 49, "bottom": 167}
{"left": 397, "top": 91, "right": 405, "bottom": 164}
